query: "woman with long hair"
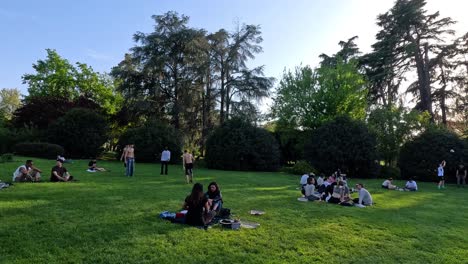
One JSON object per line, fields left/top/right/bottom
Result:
{"left": 205, "top": 182, "right": 223, "bottom": 212}
{"left": 183, "top": 183, "right": 214, "bottom": 226}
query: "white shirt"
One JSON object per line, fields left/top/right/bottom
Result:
{"left": 13, "top": 165, "right": 27, "bottom": 181}
{"left": 405, "top": 181, "right": 418, "bottom": 190}
{"left": 300, "top": 174, "right": 309, "bottom": 185}
{"left": 161, "top": 150, "right": 171, "bottom": 161}
{"left": 438, "top": 166, "right": 444, "bottom": 176}
{"left": 358, "top": 188, "right": 373, "bottom": 205}
{"left": 317, "top": 177, "right": 324, "bottom": 186}
{"left": 382, "top": 180, "right": 391, "bottom": 187}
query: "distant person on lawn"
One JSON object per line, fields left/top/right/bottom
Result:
{"left": 437, "top": 160, "right": 446, "bottom": 189}
{"left": 12, "top": 160, "right": 42, "bottom": 182}
{"left": 183, "top": 150, "right": 194, "bottom": 183}
{"left": 456, "top": 164, "right": 466, "bottom": 187}
{"left": 404, "top": 178, "right": 418, "bottom": 191}
{"left": 123, "top": 144, "right": 135, "bottom": 177}
{"left": 88, "top": 160, "right": 106, "bottom": 172}
{"left": 183, "top": 183, "right": 215, "bottom": 227}
{"left": 50, "top": 159, "right": 74, "bottom": 182}
{"left": 120, "top": 145, "right": 128, "bottom": 168}
{"left": 160, "top": 147, "right": 171, "bottom": 175}
{"left": 381, "top": 178, "right": 397, "bottom": 190}
{"left": 353, "top": 183, "right": 373, "bottom": 206}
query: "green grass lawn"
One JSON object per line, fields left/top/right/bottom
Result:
{"left": 1, "top": 157, "right": 467, "bottom": 264}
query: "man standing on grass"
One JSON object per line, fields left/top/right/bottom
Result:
{"left": 438, "top": 160, "right": 446, "bottom": 189}
{"left": 12, "top": 160, "right": 42, "bottom": 182}
{"left": 183, "top": 150, "right": 194, "bottom": 184}
{"left": 124, "top": 144, "right": 135, "bottom": 177}
{"left": 456, "top": 164, "right": 466, "bottom": 187}
{"left": 160, "top": 147, "right": 171, "bottom": 175}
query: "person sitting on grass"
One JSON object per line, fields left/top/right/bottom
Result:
{"left": 50, "top": 159, "right": 74, "bottom": 182}
{"left": 382, "top": 178, "right": 397, "bottom": 190}
{"left": 404, "top": 178, "right": 418, "bottom": 191}
{"left": 205, "top": 182, "right": 223, "bottom": 213}
{"left": 304, "top": 177, "right": 320, "bottom": 201}
{"left": 183, "top": 183, "right": 215, "bottom": 227}
{"left": 353, "top": 183, "right": 373, "bottom": 207}
{"left": 299, "top": 172, "right": 310, "bottom": 195}
{"left": 12, "top": 160, "right": 42, "bottom": 182}
{"left": 316, "top": 174, "right": 324, "bottom": 186}
{"left": 88, "top": 160, "right": 106, "bottom": 172}
{"left": 328, "top": 181, "right": 350, "bottom": 204}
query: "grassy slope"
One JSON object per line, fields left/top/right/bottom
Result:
{"left": 1, "top": 157, "right": 467, "bottom": 264}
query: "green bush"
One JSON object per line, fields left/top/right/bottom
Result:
{"left": 0, "top": 153, "right": 14, "bottom": 163}
{"left": 304, "top": 115, "right": 379, "bottom": 178}
{"left": 284, "top": 160, "right": 315, "bottom": 175}
{"left": 13, "top": 142, "right": 64, "bottom": 159}
{"left": 379, "top": 166, "right": 401, "bottom": 179}
{"left": 205, "top": 118, "right": 280, "bottom": 171}
{"left": 117, "top": 120, "right": 183, "bottom": 163}
{"left": 48, "top": 108, "right": 108, "bottom": 158}
{"left": 399, "top": 128, "right": 467, "bottom": 182}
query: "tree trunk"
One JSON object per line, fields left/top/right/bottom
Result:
{"left": 440, "top": 66, "right": 448, "bottom": 126}
{"left": 413, "top": 42, "right": 433, "bottom": 121}
{"left": 220, "top": 68, "right": 225, "bottom": 125}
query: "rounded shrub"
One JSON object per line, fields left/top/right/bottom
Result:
{"left": 399, "top": 128, "right": 467, "bottom": 182}
{"left": 117, "top": 120, "right": 183, "bottom": 163}
{"left": 287, "top": 160, "right": 316, "bottom": 175}
{"left": 13, "top": 142, "right": 64, "bottom": 159}
{"left": 47, "top": 108, "right": 108, "bottom": 158}
{"left": 304, "top": 115, "right": 379, "bottom": 178}
{"left": 205, "top": 118, "right": 280, "bottom": 171}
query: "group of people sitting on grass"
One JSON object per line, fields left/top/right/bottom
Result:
{"left": 12, "top": 159, "right": 76, "bottom": 182}
{"left": 300, "top": 172, "right": 373, "bottom": 207}
{"left": 381, "top": 177, "right": 418, "bottom": 191}
{"left": 182, "top": 182, "right": 223, "bottom": 227}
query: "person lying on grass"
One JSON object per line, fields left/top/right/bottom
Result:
{"left": 183, "top": 183, "right": 215, "bottom": 226}
{"left": 381, "top": 178, "right": 397, "bottom": 190}
{"left": 304, "top": 177, "right": 320, "bottom": 201}
{"left": 205, "top": 182, "right": 223, "bottom": 213}
{"left": 12, "top": 160, "right": 42, "bottom": 182}
{"left": 88, "top": 160, "right": 106, "bottom": 172}
{"left": 404, "top": 178, "right": 418, "bottom": 191}
{"left": 353, "top": 183, "right": 373, "bottom": 206}
{"left": 50, "top": 159, "right": 75, "bottom": 182}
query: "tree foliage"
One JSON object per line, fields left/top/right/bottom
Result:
{"left": 23, "top": 49, "right": 122, "bottom": 115}
{"left": 272, "top": 58, "right": 367, "bottom": 130}
{"left": 117, "top": 120, "right": 183, "bottom": 163}
{"left": 47, "top": 108, "right": 109, "bottom": 158}
{"left": 368, "top": 106, "right": 430, "bottom": 166}
{"left": 0, "top": 88, "right": 21, "bottom": 120}
{"left": 399, "top": 128, "right": 467, "bottom": 181}
{"left": 205, "top": 118, "right": 280, "bottom": 171}
{"left": 304, "top": 116, "right": 378, "bottom": 178}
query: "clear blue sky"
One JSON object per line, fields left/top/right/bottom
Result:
{"left": 1, "top": 0, "right": 466, "bottom": 96}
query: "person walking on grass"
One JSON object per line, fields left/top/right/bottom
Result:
{"left": 456, "top": 164, "right": 466, "bottom": 187}
{"left": 183, "top": 150, "right": 194, "bottom": 184}
{"left": 160, "top": 147, "right": 171, "bottom": 175}
{"left": 438, "top": 160, "right": 446, "bottom": 189}
{"left": 123, "top": 144, "right": 135, "bottom": 177}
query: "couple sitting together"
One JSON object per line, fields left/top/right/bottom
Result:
{"left": 381, "top": 177, "right": 418, "bottom": 191}
{"left": 182, "top": 182, "right": 223, "bottom": 226}
{"left": 12, "top": 159, "right": 75, "bottom": 182}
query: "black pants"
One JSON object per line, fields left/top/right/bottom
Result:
{"left": 161, "top": 161, "right": 168, "bottom": 175}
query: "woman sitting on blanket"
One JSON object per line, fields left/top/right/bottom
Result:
{"left": 205, "top": 182, "right": 223, "bottom": 213}
{"left": 183, "top": 183, "right": 215, "bottom": 226}
{"left": 381, "top": 178, "right": 397, "bottom": 190}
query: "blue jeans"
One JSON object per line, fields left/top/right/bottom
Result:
{"left": 126, "top": 158, "right": 135, "bottom": 176}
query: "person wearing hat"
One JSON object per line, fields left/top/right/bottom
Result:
{"left": 50, "top": 159, "right": 74, "bottom": 182}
